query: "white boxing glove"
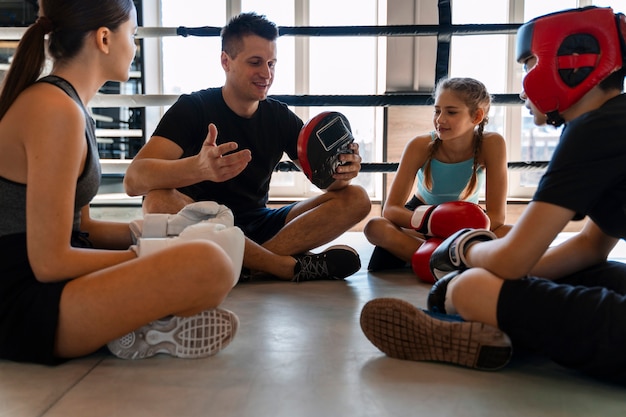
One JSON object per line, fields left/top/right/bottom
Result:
{"left": 129, "top": 218, "right": 144, "bottom": 244}
{"left": 138, "top": 201, "right": 234, "bottom": 238}
{"left": 178, "top": 223, "right": 244, "bottom": 275}
{"left": 136, "top": 223, "right": 245, "bottom": 282}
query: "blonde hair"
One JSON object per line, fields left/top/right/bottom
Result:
{"left": 423, "top": 77, "right": 491, "bottom": 201}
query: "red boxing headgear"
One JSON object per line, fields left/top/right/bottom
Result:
{"left": 516, "top": 7, "right": 626, "bottom": 124}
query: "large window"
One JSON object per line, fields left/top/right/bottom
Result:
{"left": 160, "top": 1, "right": 225, "bottom": 95}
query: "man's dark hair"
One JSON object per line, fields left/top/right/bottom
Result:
{"left": 221, "top": 12, "right": 279, "bottom": 58}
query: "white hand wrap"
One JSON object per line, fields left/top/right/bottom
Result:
{"left": 139, "top": 201, "right": 235, "bottom": 238}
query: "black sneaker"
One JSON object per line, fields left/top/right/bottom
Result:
{"left": 360, "top": 298, "right": 512, "bottom": 371}
{"left": 292, "top": 245, "right": 361, "bottom": 282}
{"left": 238, "top": 268, "right": 252, "bottom": 283}
{"left": 367, "top": 246, "right": 409, "bottom": 271}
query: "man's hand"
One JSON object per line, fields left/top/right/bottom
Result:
{"left": 331, "top": 142, "right": 362, "bottom": 182}
{"left": 195, "top": 123, "right": 252, "bottom": 182}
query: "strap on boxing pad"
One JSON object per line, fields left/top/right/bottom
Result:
{"left": 297, "top": 111, "right": 355, "bottom": 189}
{"left": 141, "top": 213, "right": 170, "bottom": 238}
{"left": 617, "top": 12, "right": 626, "bottom": 66}
{"left": 516, "top": 7, "right": 624, "bottom": 122}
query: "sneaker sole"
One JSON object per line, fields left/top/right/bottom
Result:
{"left": 108, "top": 308, "right": 239, "bottom": 360}
{"left": 360, "top": 298, "right": 512, "bottom": 371}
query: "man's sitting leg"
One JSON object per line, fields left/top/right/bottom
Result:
{"left": 264, "top": 185, "right": 370, "bottom": 281}
{"left": 142, "top": 188, "right": 196, "bottom": 215}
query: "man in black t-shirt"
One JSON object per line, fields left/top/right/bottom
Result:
{"left": 360, "top": 6, "right": 626, "bottom": 384}
{"left": 125, "top": 13, "right": 371, "bottom": 282}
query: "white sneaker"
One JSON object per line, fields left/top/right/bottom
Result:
{"left": 107, "top": 308, "right": 239, "bottom": 360}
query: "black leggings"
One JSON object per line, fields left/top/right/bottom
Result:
{"left": 497, "top": 261, "right": 626, "bottom": 383}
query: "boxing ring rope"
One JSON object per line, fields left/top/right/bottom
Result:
{"left": 87, "top": 22, "right": 526, "bottom": 108}
{"left": 97, "top": 160, "right": 548, "bottom": 182}
{"left": 88, "top": 92, "right": 524, "bottom": 108}
{"left": 96, "top": 158, "right": 549, "bottom": 207}
{"left": 274, "top": 160, "right": 549, "bottom": 173}
{"left": 1, "top": 18, "right": 525, "bottom": 109}
{"left": 0, "top": 22, "right": 522, "bottom": 40}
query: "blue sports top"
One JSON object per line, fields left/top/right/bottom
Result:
{"left": 416, "top": 133, "right": 485, "bottom": 205}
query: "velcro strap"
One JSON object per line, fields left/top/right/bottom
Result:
{"left": 410, "top": 205, "right": 434, "bottom": 230}
{"left": 558, "top": 54, "right": 598, "bottom": 69}
{"left": 141, "top": 214, "right": 170, "bottom": 238}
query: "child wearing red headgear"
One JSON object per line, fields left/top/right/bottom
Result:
{"left": 360, "top": 6, "right": 626, "bottom": 384}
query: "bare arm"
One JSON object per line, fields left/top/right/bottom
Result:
{"left": 465, "top": 201, "right": 577, "bottom": 279}
{"left": 23, "top": 89, "right": 135, "bottom": 282}
{"left": 79, "top": 206, "right": 133, "bottom": 250}
{"left": 481, "top": 132, "right": 508, "bottom": 235}
{"left": 382, "top": 135, "right": 429, "bottom": 227}
{"left": 530, "top": 219, "right": 617, "bottom": 279}
{"left": 124, "top": 124, "right": 251, "bottom": 197}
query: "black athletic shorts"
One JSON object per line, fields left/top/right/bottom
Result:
{"left": 497, "top": 261, "right": 626, "bottom": 383}
{"left": 404, "top": 195, "right": 426, "bottom": 211}
{"left": 234, "top": 203, "right": 296, "bottom": 244}
{"left": 0, "top": 232, "right": 91, "bottom": 365}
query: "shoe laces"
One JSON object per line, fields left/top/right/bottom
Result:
{"left": 293, "top": 253, "right": 329, "bottom": 282}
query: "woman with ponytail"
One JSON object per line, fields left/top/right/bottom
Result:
{"left": 0, "top": 0, "right": 240, "bottom": 364}
{"left": 365, "top": 77, "right": 509, "bottom": 272}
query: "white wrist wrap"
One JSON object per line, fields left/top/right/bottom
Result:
{"left": 141, "top": 214, "right": 170, "bottom": 238}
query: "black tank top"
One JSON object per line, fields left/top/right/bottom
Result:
{"left": 0, "top": 75, "right": 101, "bottom": 235}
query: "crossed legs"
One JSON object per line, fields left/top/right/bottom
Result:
{"left": 142, "top": 185, "right": 371, "bottom": 280}
{"left": 364, "top": 216, "right": 424, "bottom": 262}
{"left": 363, "top": 262, "right": 626, "bottom": 381}
{"left": 55, "top": 241, "right": 237, "bottom": 358}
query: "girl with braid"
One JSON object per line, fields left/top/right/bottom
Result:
{"left": 365, "top": 77, "right": 510, "bottom": 274}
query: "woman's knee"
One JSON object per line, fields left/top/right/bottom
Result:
{"left": 168, "top": 241, "right": 237, "bottom": 300}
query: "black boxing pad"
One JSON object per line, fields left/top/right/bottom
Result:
{"left": 297, "top": 111, "right": 355, "bottom": 189}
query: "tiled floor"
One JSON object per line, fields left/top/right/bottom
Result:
{"left": 2, "top": 216, "right": 625, "bottom": 417}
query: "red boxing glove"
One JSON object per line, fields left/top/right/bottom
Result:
{"left": 410, "top": 201, "right": 490, "bottom": 238}
{"left": 411, "top": 237, "right": 444, "bottom": 284}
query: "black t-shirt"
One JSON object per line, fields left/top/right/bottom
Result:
{"left": 152, "top": 87, "right": 303, "bottom": 215}
{"left": 533, "top": 93, "right": 626, "bottom": 238}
